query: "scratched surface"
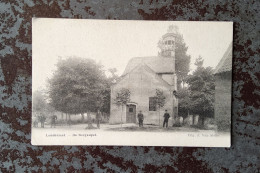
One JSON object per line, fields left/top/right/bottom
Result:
{"left": 0, "top": 0, "right": 259, "bottom": 172}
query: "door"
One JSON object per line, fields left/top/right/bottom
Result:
{"left": 126, "top": 104, "right": 136, "bottom": 123}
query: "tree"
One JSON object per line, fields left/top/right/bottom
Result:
{"left": 157, "top": 28, "right": 191, "bottom": 89}
{"left": 32, "top": 90, "right": 47, "bottom": 115}
{"left": 48, "top": 57, "right": 108, "bottom": 127}
{"left": 32, "top": 90, "right": 55, "bottom": 127}
{"left": 178, "top": 87, "right": 191, "bottom": 119}
{"left": 154, "top": 89, "right": 166, "bottom": 126}
{"left": 175, "top": 34, "right": 191, "bottom": 89}
{"left": 186, "top": 57, "right": 215, "bottom": 126}
{"left": 114, "top": 88, "right": 131, "bottom": 127}
{"left": 32, "top": 90, "right": 55, "bottom": 116}
{"left": 100, "top": 68, "right": 120, "bottom": 117}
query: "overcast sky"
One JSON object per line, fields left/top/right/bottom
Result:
{"left": 32, "top": 18, "right": 233, "bottom": 92}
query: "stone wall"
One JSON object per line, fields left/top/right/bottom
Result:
{"left": 110, "top": 65, "right": 175, "bottom": 125}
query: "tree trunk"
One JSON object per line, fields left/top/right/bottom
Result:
{"left": 201, "top": 117, "right": 205, "bottom": 126}
{"left": 121, "top": 105, "right": 123, "bottom": 128}
{"left": 158, "top": 107, "right": 160, "bottom": 127}
{"left": 199, "top": 116, "right": 205, "bottom": 127}
{"left": 81, "top": 113, "right": 84, "bottom": 121}
{"left": 68, "top": 114, "right": 71, "bottom": 126}
{"left": 87, "top": 111, "right": 93, "bottom": 128}
{"left": 189, "top": 110, "right": 194, "bottom": 125}
{"left": 66, "top": 113, "right": 68, "bottom": 124}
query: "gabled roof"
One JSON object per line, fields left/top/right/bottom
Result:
{"left": 122, "top": 56, "right": 174, "bottom": 76}
{"left": 141, "top": 63, "right": 171, "bottom": 87}
{"left": 214, "top": 43, "right": 233, "bottom": 74}
{"left": 114, "top": 63, "right": 171, "bottom": 88}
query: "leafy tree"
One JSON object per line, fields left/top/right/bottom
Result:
{"left": 32, "top": 90, "right": 55, "bottom": 126}
{"left": 32, "top": 90, "right": 47, "bottom": 115}
{"left": 154, "top": 89, "right": 166, "bottom": 126}
{"left": 107, "top": 68, "right": 120, "bottom": 85}
{"left": 100, "top": 68, "right": 120, "bottom": 116}
{"left": 178, "top": 87, "right": 191, "bottom": 119}
{"left": 157, "top": 27, "right": 191, "bottom": 89}
{"left": 33, "top": 90, "right": 55, "bottom": 115}
{"left": 186, "top": 57, "right": 215, "bottom": 126}
{"left": 48, "top": 57, "right": 108, "bottom": 127}
{"left": 114, "top": 88, "right": 131, "bottom": 127}
{"left": 175, "top": 34, "right": 191, "bottom": 89}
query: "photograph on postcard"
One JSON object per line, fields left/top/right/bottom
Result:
{"left": 31, "top": 18, "right": 233, "bottom": 147}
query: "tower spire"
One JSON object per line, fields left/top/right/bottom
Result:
{"left": 167, "top": 25, "right": 178, "bottom": 34}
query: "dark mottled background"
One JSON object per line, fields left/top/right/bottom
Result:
{"left": 0, "top": 0, "right": 259, "bottom": 172}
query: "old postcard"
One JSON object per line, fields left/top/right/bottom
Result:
{"left": 32, "top": 18, "right": 233, "bottom": 147}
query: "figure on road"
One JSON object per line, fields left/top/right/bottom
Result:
{"left": 39, "top": 115, "right": 46, "bottom": 128}
{"left": 163, "top": 110, "right": 170, "bottom": 128}
{"left": 137, "top": 111, "right": 144, "bottom": 127}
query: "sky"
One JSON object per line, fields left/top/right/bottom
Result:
{"left": 32, "top": 18, "right": 233, "bottom": 92}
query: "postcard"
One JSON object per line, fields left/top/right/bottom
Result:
{"left": 32, "top": 18, "right": 232, "bottom": 147}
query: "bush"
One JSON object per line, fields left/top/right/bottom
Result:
{"left": 172, "top": 124, "right": 182, "bottom": 127}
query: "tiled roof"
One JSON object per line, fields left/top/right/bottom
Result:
{"left": 214, "top": 43, "right": 233, "bottom": 74}
{"left": 114, "top": 63, "right": 171, "bottom": 87}
{"left": 122, "top": 56, "right": 174, "bottom": 76}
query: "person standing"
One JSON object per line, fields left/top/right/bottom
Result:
{"left": 40, "top": 115, "right": 46, "bottom": 128}
{"left": 137, "top": 111, "right": 144, "bottom": 127}
{"left": 163, "top": 110, "right": 170, "bottom": 128}
{"left": 51, "top": 114, "right": 57, "bottom": 128}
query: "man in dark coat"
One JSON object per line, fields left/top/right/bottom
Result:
{"left": 50, "top": 114, "right": 57, "bottom": 128}
{"left": 163, "top": 110, "right": 170, "bottom": 128}
{"left": 39, "top": 115, "right": 46, "bottom": 128}
{"left": 137, "top": 111, "right": 144, "bottom": 127}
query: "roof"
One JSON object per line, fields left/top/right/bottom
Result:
{"left": 214, "top": 43, "right": 233, "bottom": 74}
{"left": 122, "top": 56, "right": 174, "bottom": 76}
{"left": 114, "top": 63, "right": 171, "bottom": 88}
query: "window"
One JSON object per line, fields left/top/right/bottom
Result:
{"left": 168, "top": 40, "right": 171, "bottom": 45}
{"left": 129, "top": 108, "right": 133, "bottom": 112}
{"left": 149, "top": 97, "right": 157, "bottom": 111}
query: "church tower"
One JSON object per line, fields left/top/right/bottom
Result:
{"left": 158, "top": 25, "right": 178, "bottom": 58}
{"left": 158, "top": 25, "right": 179, "bottom": 121}
{"left": 158, "top": 25, "right": 178, "bottom": 89}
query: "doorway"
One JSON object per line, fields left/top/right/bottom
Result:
{"left": 126, "top": 104, "right": 136, "bottom": 123}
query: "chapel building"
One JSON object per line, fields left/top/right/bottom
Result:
{"left": 109, "top": 26, "right": 179, "bottom": 125}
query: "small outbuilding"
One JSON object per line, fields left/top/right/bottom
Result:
{"left": 214, "top": 43, "right": 232, "bottom": 130}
